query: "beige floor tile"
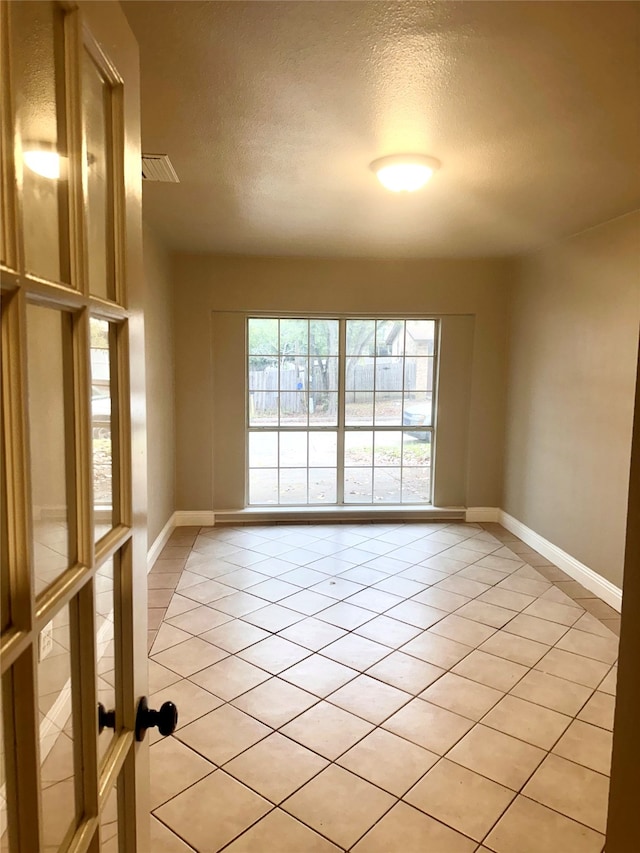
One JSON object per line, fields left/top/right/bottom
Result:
{"left": 316, "top": 601, "right": 376, "bottom": 630}
{"left": 430, "top": 614, "right": 497, "bottom": 647}
{"left": 231, "top": 676, "right": 319, "bottom": 727}
{"left": 150, "top": 816, "right": 196, "bottom": 852}
{"left": 354, "top": 614, "right": 422, "bottom": 648}
{"left": 478, "top": 587, "right": 536, "bottom": 612}
{"left": 155, "top": 770, "right": 271, "bottom": 852}
{"left": 406, "top": 758, "right": 514, "bottom": 842}
{"left": 340, "top": 565, "right": 389, "bottom": 585}
{"left": 457, "top": 565, "right": 509, "bottom": 586}
{"left": 279, "top": 617, "right": 346, "bottom": 650}
{"left": 534, "top": 648, "right": 609, "bottom": 688}
{"left": 280, "top": 653, "right": 358, "bottom": 696}
{"left": 497, "top": 575, "right": 551, "bottom": 598}
{"left": 420, "top": 673, "right": 503, "bottom": 721}
{"left": 212, "top": 592, "right": 269, "bottom": 617}
{"left": 150, "top": 623, "right": 192, "bottom": 655}
{"left": 199, "top": 619, "right": 270, "bottom": 653}
{"left": 452, "top": 649, "right": 528, "bottom": 692}
{"left": 223, "top": 809, "right": 341, "bottom": 852}
{"left": 447, "top": 724, "right": 545, "bottom": 790}
{"left": 148, "top": 572, "right": 181, "bottom": 589}
{"left": 279, "top": 566, "right": 333, "bottom": 587}
{"left": 482, "top": 695, "right": 571, "bottom": 750}
{"left": 598, "top": 665, "right": 617, "bottom": 695}
{"left": 476, "top": 554, "right": 524, "bottom": 573}
{"left": 237, "top": 635, "right": 311, "bottom": 674}
{"left": 283, "top": 589, "right": 336, "bottom": 616}
{"left": 164, "top": 593, "right": 200, "bottom": 619}
{"left": 523, "top": 754, "right": 609, "bottom": 833}
{"left": 282, "top": 765, "right": 394, "bottom": 850}
{"left": 280, "top": 700, "right": 373, "bottom": 759}
{"left": 249, "top": 578, "right": 301, "bottom": 603}
{"left": 577, "top": 690, "right": 615, "bottom": 730}
{"left": 352, "top": 801, "right": 476, "bottom": 853}
{"left": 373, "top": 575, "right": 426, "bottom": 598}
{"left": 337, "top": 728, "right": 438, "bottom": 796}
{"left": 510, "top": 670, "right": 593, "bottom": 716}
{"left": 552, "top": 719, "right": 613, "bottom": 775}
{"left": 398, "top": 565, "right": 449, "bottom": 585}
{"left": 436, "top": 575, "right": 492, "bottom": 599}
{"left": 502, "top": 613, "right": 569, "bottom": 645}
{"left": 455, "top": 600, "right": 518, "bottom": 629}
{"left": 180, "top": 579, "right": 237, "bottom": 605}
{"left": 148, "top": 608, "right": 167, "bottom": 630}
{"left": 412, "top": 586, "right": 470, "bottom": 613}
{"left": 224, "top": 733, "right": 328, "bottom": 802}
{"left": 149, "top": 678, "right": 224, "bottom": 734}
{"left": 485, "top": 795, "right": 605, "bottom": 853}
{"left": 190, "top": 656, "right": 271, "bottom": 701}
{"left": 175, "top": 704, "right": 270, "bottom": 764}
{"left": 166, "top": 604, "right": 233, "bottom": 634}
{"left": 385, "top": 599, "right": 449, "bottom": 630}
{"left": 383, "top": 698, "right": 474, "bottom": 754}
{"left": 346, "top": 587, "right": 403, "bottom": 614}
{"left": 401, "top": 631, "right": 472, "bottom": 669}
{"left": 578, "top": 597, "right": 619, "bottom": 620}
{"left": 152, "top": 636, "right": 229, "bottom": 677}
{"left": 321, "top": 634, "right": 390, "bottom": 670}
{"left": 243, "top": 603, "right": 305, "bottom": 631}
{"left": 572, "top": 611, "right": 616, "bottom": 638}
{"left": 328, "top": 674, "right": 412, "bottom": 724}
{"left": 151, "top": 557, "right": 188, "bottom": 573}
{"left": 478, "top": 631, "right": 549, "bottom": 667}
{"left": 521, "top": 598, "right": 582, "bottom": 627}
{"left": 555, "top": 628, "right": 618, "bottom": 665}
{"left": 149, "top": 737, "right": 215, "bottom": 809}
{"left": 148, "top": 660, "right": 182, "bottom": 693}
{"left": 219, "top": 568, "right": 275, "bottom": 590}
{"left": 366, "top": 650, "right": 445, "bottom": 694}
{"left": 311, "top": 577, "right": 365, "bottom": 599}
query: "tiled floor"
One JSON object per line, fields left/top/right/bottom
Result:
{"left": 146, "top": 521, "right": 618, "bottom": 853}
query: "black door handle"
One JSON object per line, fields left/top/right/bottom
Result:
{"left": 98, "top": 703, "right": 116, "bottom": 734}
{"left": 135, "top": 696, "right": 178, "bottom": 742}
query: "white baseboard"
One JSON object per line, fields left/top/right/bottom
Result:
{"left": 465, "top": 507, "right": 500, "bottom": 522}
{"left": 174, "top": 510, "right": 216, "bottom": 527}
{"left": 147, "top": 512, "right": 177, "bottom": 572}
{"left": 499, "top": 511, "right": 622, "bottom": 613}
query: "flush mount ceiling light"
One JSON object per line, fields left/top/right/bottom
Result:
{"left": 370, "top": 154, "right": 441, "bottom": 193}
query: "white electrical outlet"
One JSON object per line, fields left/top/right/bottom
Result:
{"left": 39, "top": 621, "right": 54, "bottom": 661}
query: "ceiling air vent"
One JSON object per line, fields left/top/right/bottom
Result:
{"left": 141, "top": 153, "right": 179, "bottom": 183}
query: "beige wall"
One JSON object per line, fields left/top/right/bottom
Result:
{"left": 171, "top": 255, "right": 513, "bottom": 512}
{"left": 503, "top": 212, "right": 640, "bottom": 587}
{"left": 143, "top": 222, "right": 176, "bottom": 547}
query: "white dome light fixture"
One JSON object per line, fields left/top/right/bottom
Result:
{"left": 370, "top": 154, "right": 441, "bottom": 193}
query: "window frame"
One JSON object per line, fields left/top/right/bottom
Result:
{"left": 245, "top": 315, "right": 439, "bottom": 508}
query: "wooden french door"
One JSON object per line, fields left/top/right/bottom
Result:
{"left": 1, "top": 2, "right": 149, "bottom": 850}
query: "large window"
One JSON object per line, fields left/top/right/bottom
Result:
{"left": 247, "top": 318, "right": 437, "bottom": 505}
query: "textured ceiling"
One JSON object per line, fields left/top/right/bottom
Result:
{"left": 122, "top": 1, "right": 640, "bottom": 257}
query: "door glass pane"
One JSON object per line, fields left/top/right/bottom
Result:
{"left": 248, "top": 318, "right": 278, "bottom": 355}
{"left": 39, "top": 604, "right": 78, "bottom": 851}
{"left": 374, "top": 431, "right": 402, "bottom": 466}
{"left": 11, "top": 1, "right": 70, "bottom": 283}
{"left": 346, "top": 357, "right": 375, "bottom": 391}
{"left": 0, "top": 692, "right": 9, "bottom": 852}
{"left": 405, "top": 320, "right": 435, "bottom": 355}
{"left": 249, "top": 432, "right": 277, "bottom": 467}
{"left": 279, "top": 432, "right": 307, "bottom": 467}
{"left": 345, "top": 431, "right": 372, "bottom": 466}
{"left": 309, "top": 356, "right": 338, "bottom": 391}
{"left": 97, "top": 556, "right": 116, "bottom": 762}
{"left": 280, "top": 319, "right": 308, "bottom": 355}
{"left": 91, "top": 318, "right": 113, "bottom": 539}
{"left": 26, "top": 304, "right": 73, "bottom": 595}
{"left": 309, "top": 392, "right": 337, "bottom": 425}
{"left": 83, "top": 50, "right": 115, "bottom": 300}
{"left": 402, "top": 464, "right": 431, "bottom": 504}
{"left": 374, "top": 392, "right": 402, "bottom": 425}
{"left": 1, "top": 403, "right": 9, "bottom": 632}
{"left": 100, "top": 782, "right": 119, "bottom": 852}
{"left": 377, "top": 319, "right": 404, "bottom": 355}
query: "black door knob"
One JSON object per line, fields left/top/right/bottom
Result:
{"left": 135, "top": 696, "right": 178, "bottom": 742}
{"left": 98, "top": 703, "right": 116, "bottom": 734}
